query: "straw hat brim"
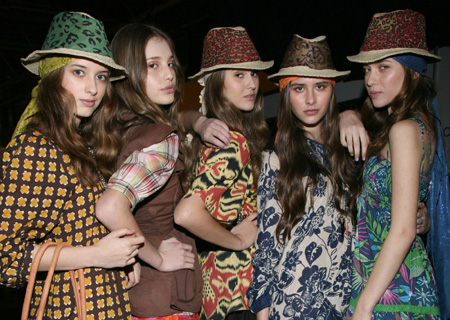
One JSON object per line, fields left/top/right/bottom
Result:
{"left": 347, "top": 48, "right": 441, "bottom": 64}
{"left": 21, "top": 48, "right": 128, "bottom": 81}
{"left": 189, "top": 60, "right": 274, "bottom": 80}
{"left": 268, "top": 66, "right": 350, "bottom": 82}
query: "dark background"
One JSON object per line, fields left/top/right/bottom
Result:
{"left": 0, "top": 0, "right": 449, "bottom": 147}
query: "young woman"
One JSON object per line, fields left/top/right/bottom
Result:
{"left": 246, "top": 35, "right": 360, "bottom": 320}
{"left": 0, "top": 12, "right": 145, "bottom": 319}
{"left": 347, "top": 9, "right": 441, "bottom": 319}
{"left": 174, "top": 26, "right": 273, "bottom": 320}
{"left": 94, "top": 23, "right": 228, "bottom": 320}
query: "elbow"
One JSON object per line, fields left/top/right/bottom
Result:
{"left": 174, "top": 202, "right": 191, "bottom": 228}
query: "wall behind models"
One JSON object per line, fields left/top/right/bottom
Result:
{"left": 263, "top": 46, "right": 450, "bottom": 170}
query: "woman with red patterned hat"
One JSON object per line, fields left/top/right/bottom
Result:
{"left": 347, "top": 9, "right": 442, "bottom": 320}
{"left": 174, "top": 26, "right": 273, "bottom": 320}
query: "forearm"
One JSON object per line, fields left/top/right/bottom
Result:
{"left": 179, "top": 110, "right": 205, "bottom": 133}
{"left": 256, "top": 307, "right": 269, "bottom": 320}
{"left": 35, "top": 244, "right": 100, "bottom": 271}
{"left": 96, "top": 189, "right": 163, "bottom": 268}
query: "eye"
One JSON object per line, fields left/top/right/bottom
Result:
{"left": 251, "top": 71, "right": 259, "bottom": 77}
{"left": 235, "top": 72, "right": 244, "bottom": 78}
{"left": 96, "top": 74, "right": 109, "bottom": 81}
{"left": 148, "top": 63, "right": 157, "bottom": 69}
{"left": 168, "top": 61, "right": 175, "bottom": 68}
{"left": 379, "top": 65, "right": 389, "bottom": 71}
{"left": 293, "top": 86, "right": 304, "bottom": 92}
{"left": 363, "top": 66, "right": 370, "bottom": 73}
{"left": 73, "top": 69, "right": 84, "bottom": 77}
{"left": 316, "top": 84, "right": 325, "bottom": 90}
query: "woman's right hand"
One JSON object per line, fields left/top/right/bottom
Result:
{"left": 230, "top": 213, "right": 258, "bottom": 250}
{"left": 93, "top": 228, "right": 144, "bottom": 268}
{"left": 156, "top": 237, "right": 196, "bottom": 272}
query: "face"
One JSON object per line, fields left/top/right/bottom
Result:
{"left": 61, "top": 58, "right": 109, "bottom": 124}
{"left": 289, "top": 77, "right": 333, "bottom": 140}
{"left": 144, "top": 37, "right": 176, "bottom": 105}
{"left": 364, "top": 58, "right": 405, "bottom": 110}
{"left": 222, "top": 69, "right": 259, "bottom": 111}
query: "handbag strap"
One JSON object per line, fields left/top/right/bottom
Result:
{"left": 21, "top": 242, "right": 87, "bottom": 320}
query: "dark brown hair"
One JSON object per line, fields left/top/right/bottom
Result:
{"left": 111, "top": 23, "right": 192, "bottom": 192}
{"left": 28, "top": 66, "right": 122, "bottom": 187}
{"left": 275, "top": 82, "right": 360, "bottom": 244}
{"left": 361, "top": 65, "right": 437, "bottom": 162}
{"left": 190, "top": 70, "right": 270, "bottom": 188}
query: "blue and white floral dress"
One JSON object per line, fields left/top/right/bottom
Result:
{"left": 247, "top": 139, "right": 354, "bottom": 320}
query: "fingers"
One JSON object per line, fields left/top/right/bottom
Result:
{"left": 346, "top": 135, "right": 355, "bottom": 159}
{"left": 109, "top": 228, "right": 136, "bottom": 238}
{"left": 361, "top": 131, "right": 370, "bottom": 161}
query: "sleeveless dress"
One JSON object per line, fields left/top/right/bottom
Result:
{"left": 347, "top": 119, "right": 441, "bottom": 319}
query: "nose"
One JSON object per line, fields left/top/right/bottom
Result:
{"left": 305, "top": 88, "right": 316, "bottom": 105}
{"left": 85, "top": 76, "right": 98, "bottom": 95}
{"left": 163, "top": 65, "right": 175, "bottom": 82}
{"left": 365, "top": 70, "right": 376, "bottom": 87}
{"left": 246, "top": 73, "right": 258, "bottom": 90}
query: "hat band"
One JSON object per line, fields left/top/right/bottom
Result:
{"left": 392, "top": 54, "right": 427, "bottom": 76}
{"left": 39, "top": 56, "right": 75, "bottom": 77}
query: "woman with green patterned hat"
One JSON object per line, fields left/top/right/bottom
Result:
{"left": 0, "top": 11, "right": 145, "bottom": 319}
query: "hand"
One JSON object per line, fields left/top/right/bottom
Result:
{"left": 416, "top": 202, "right": 431, "bottom": 235}
{"left": 93, "top": 228, "right": 144, "bottom": 268}
{"left": 125, "top": 261, "right": 141, "bottom": 289}
{"left": 230, "top": 213, "right": 258, "bottom": 250}
{"left": 339, "top": 110, "right": 369, "bottom": 161}
{"left": 194, "top": 116, "right": 230, "bottom": 148}
{"left": 157, "top": 237, "right": 196, "bottom": 272}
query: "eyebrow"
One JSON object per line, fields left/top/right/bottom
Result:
{"left": 146, "top": 55, "right": 174, "bottom": 61}
{"left": 291, "top": 81, "right": 330, "bottom": 86}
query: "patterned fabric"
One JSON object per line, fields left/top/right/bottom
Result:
{"left": 359, "top": 9, "right": 429, "bottom": 52}
{"left": 107, "top": 133, "right": 178, "bottom": 209}
{"left": 348, "top": 119, "right": 441, "bottom": 319}
{"left": 0, "top": 131, "right": 132, "bottom": 319}
{"left": 247, "top": 140, "right": 354, "bottom": 320}
{"left": 184, "top": 131, "right": 256, "bottom": 320}
{"left": 132, "top": 312, "right": 199, "bottom": 320}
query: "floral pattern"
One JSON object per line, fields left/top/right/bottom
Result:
{"left": 247, "top": 139, "right": 354, "bottom": 319}
{"left": 347, "top": 119, "right": 441, "bottom": 319}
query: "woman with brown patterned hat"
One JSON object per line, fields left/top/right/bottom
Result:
{"left": 347, "top": 9, "right": 442, "bottom": 320}
{"left": 0, "top": 11, "right": 145, "bottom": 319}
{"left": 246, "top": 34, "right": 360, "bottom": 320}
{"left": 174, "top": 26, "right": 273, "bottom": 320}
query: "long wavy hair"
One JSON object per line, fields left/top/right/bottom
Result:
{"left": 275, "top": 82, "right": 360, "bottom": 244}
{"left": 189, "top": 70, "right": 270, "bottom": 188}
{"left": 361, "top": 65, "right": 437, "bottom": 162}
{"left": 111, "top": 23, "right": 192, "bottom": 192}
{"left": 28, "top": 66, "right": 122, "bottom": 187}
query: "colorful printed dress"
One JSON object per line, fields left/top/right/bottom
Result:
{"left": 348, "top": 119, "right": 441, "bottom": 319}
{"left": 0, "top": 131, "right": 132, "bottom": 319}
{"left": 247, "top": 140, "right": 354, "bottom": 320}
{"left": 184, "top": 131, "right": 256, "bottom": 320}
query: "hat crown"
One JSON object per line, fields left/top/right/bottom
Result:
{"left": 281, "top": 35, "right": 336, "bottom": 71}
{"left": 200, "top": 27, "right": 262, "bottom": 69}
{"left": 41, "top": 11, "right": 113, "bottom": 58}
{"left": 360, "top": 9, "right": 429, "bottom": 52}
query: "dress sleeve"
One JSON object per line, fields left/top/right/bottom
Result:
{"left": 247, "top": 150, "right": 284, "bottom": 314}
{"left": 0, "top": 133, "right": 72, "bottom": 287}
{"left": 107, "top": 133, "right": 179, "bottom": 210}
{"left": 184, "top": 132, "right": 250, "bottom": 220}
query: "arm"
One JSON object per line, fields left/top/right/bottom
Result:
{"left": 256, "top": 308, "right": 270, "bottom": 320}
{"left": 179, "top": 110, "right": 230, "bottom": 148}
{"left": 352, "top": 120, "right": 422, "bottom": 319}
{"left": 339, "top": 109, "right": 369, "bottom": 161}
{"left": 95, "top": 134, "right": 195, "bottom": 272}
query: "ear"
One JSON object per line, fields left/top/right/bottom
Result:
{"left": 412, "top": 71, "right": 420, "bottom": 79}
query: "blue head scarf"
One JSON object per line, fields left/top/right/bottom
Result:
{"left": 394, "top": 54, "right": 450, "bottom": 318}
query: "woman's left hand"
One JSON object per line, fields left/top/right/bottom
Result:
{"left": 194, "top": 116, "right": 230, "bottom": 148}
{"left": 126, "top": 261, "right": 141, "bottom": 289}
{"left": 416, "top": 202, "right": 431, "bottom": 235}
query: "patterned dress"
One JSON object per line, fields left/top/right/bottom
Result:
{"left": 184, "top": 131, "right": 256, "bottom": 320}
{"left": 0, "top": 131, "right": 132, "bottom": 319}
{"left": 348, "top": 119, "right": 441, "bottom": 319}
{"left": 247, "top": 140, "right": 354, "bottom": 320}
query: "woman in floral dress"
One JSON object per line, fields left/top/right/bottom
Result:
{"left": 247, "top": 35, "right": 360, "bottom": 320}
{"left": 347, "top": 9, "right": 441, "bottom": 319}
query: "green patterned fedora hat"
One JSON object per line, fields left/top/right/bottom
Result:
{"left": 21, "top": 11, "right": 127, "bottom": 80}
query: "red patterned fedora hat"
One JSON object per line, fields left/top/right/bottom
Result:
{"left": 190, "top": 26, "right": 273, "bottom": 79}
{"left": 348, "top": 9, "right": 440, "bottom": 63}
{"left": 268, "top": 35, "right": 350, "bottom": 81}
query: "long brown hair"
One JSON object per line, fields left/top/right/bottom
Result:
{"left": 190, "top": 70, "right": 270, "bottom": 188}
{"left": 361, "top": 66, "right": 437, "bottom": 161}
{"left": 111, "top": 23, "right": 192, "bottom": 192}
{"left": 28, "top": 66, "right": 122, "bottom": 187}
{"left": 275, "top": 82, "right": 360, "bottom": 244}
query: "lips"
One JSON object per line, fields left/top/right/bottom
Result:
{"left": 80, "top": 99, "right": 96, "bottom": 107}
{"left": 369, "top": 91, "right": 381, "bottom": 98}
{"left": 244, "top": 94, "right": 255, "bottom": 100}
{"left": 304, "top": 109, "right": 319, "bottom": 115}
{"left": 162, "top": 85, "right": 175, "bottom": 94}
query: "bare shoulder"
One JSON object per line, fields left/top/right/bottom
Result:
{"left": 389, "top": 119, "right": 421, "bottom": 142}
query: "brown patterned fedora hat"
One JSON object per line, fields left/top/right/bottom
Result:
{"left": 190, "top": 26, "right": 273, "bottom": 79}
{"left": 21, "top": 11, "right": 127, "bottom": 80}
{"left": 268, "top": 35, "right": 350, "bottom": 81}
{"left": 348, "top": 9, "right": 440, "bottom": 63}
